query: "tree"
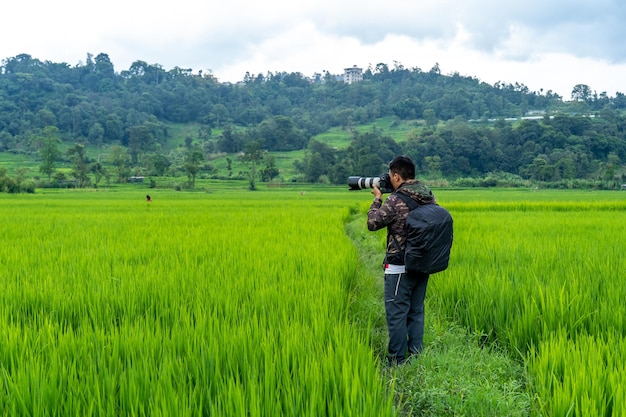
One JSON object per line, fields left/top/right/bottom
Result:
{"left": 88, "top": 123, "right": 105, "bottom": 147}
{"left": 14, "top": 167, "right": 29, "bottom": 187}
{"left": 0, "top": 167, "right": 19, "bottom": 193}
{"left": 210, "top": 104, "right": 229, "bottom": 127}
{"left": 218, "top": 125, "right": 245, "bottom": 153}
{"left": 346, "top": 128, "right": 401, "bottom": 175}
{"left": 152, "top": 153, "right": 171, "bottom": 176}
{"left": 66, "top": 143, "right": 90, "bottom": 187}
{"left": 183, "top": 149, "right": 204, "bottom": 188}
{"left": 423, "top": 108, "right": 438, "bottom": 126}
{"left": 94, "top": 53, "right": 115, "bottom": 79}
{"left": 424, "top": 155, "right": 442, "bottom": 178}
{"left": 571, "top": 84, "right": 592, "bottom": 102}
{"left": 526, "top": 156, "right": 552, "bottom": 181}
{"left": 392, "top": 98, "right": 424, "bottom": 120}
{"left": 602, "top": 152, "right": 621, "bottom": 181}
{"left": 374, "top": 63, "right": 390, "bottom": 76}
{"left": 239, "top": 140, "right": 265, "bottom": 190}
{"left": 126, "top": 125, "right": 154, "bottom": 165}
{"left": 304, "top": 152, "right": 326, "bottom": 182}
{"left": 104, "top": 114, "right": 124, "bottom": 143}
{"left": 260, "top": 155, "right": 280, "bottom": 182}
{"left": 90, "top": 161, "right": 107, "bottom": 186}
{"left": 258, "top": 115, "right": 307, "bottom": 151}
{"left": 0, "top": 131, "right": 13, "bottom": 151}
{"left": 38, "top": 126, "right": 61, "bottom": 183}
{"left": 108, "top": 145, "right": 130, "bottom": 183}
{"left": 226, "top": 157, "right": 233, "bottom": 177}
{"left": 36, "top": 108, "right": 57, "bottom": 128}
{"left": 300, "top": 139, "right": 338, "bottom": 183}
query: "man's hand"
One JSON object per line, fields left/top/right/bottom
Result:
{"left": 371, "top": 184, "right": 382, "bottom": 200}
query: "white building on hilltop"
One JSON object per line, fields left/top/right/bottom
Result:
{"left": 343, "top": 65, "right": 363, "bottom": 84}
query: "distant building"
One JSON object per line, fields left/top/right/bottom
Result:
{"left": 343, "top": 65, "right": 363, "bottom": 84}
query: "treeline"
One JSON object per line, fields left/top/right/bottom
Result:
{"left": 1, "top": 52, "right": 610, "bottom": 150}
{"left": 296, "top": 113, "right": 626, "bottom": 188}
{"left": 1, "top": 53, "right": 626, "bottom": 190}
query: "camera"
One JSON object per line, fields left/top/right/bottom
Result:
{"left": 348, "top": 173, "right": 394, "bottom": 194}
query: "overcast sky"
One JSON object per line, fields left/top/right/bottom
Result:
{"left": 2, "top": 0, "right": 625, "bottom": 99}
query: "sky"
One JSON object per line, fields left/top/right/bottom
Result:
{"left": 2, "top": 0, "right": 626, "bottom": 99}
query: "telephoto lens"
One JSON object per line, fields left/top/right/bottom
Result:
{"left": 348, "top": 174, "right": 393, "bottom": 193}
{"left": 348, "top": 176, "right": 380, "bottom": 190}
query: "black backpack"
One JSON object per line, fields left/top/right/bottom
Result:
{"left": 395, "top": 192, "right": 453, "bottom": 275}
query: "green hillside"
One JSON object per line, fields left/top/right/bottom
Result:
{"left": 2, "top": 54, "right": 626, "bottom": 192}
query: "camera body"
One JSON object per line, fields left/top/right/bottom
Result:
{"left": 348, "top": 173, "right": 394, "bottom": 194}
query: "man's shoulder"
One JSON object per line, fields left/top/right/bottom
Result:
{"left": 384, "top": 192, "right": 411, "bottom": 220}
{"left": 397, "top": 181, "right": 435, "bottom": 205}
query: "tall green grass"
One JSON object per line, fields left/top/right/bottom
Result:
{"left": 0, "top": 190, "right": 393, "bottom": 416}
{"left": 3, "top": 187, "right": 626, "bottom": 416}
{"left": 430, "top": 193, "right": 626, "bottom": 416}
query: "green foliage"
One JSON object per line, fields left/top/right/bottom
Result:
{"left": 182, "top": 148, "right": 204, "bottom": 188}
{"left": 36, "top": 126, "right": 61, "bottom": 183}
{"left": 0, "top": 166, "right": 35, "bottom": 193}
{"left": 2, "top": 186, "right": 626, "bottom": 415}
{"left": 239, "top": 139, "right": 266, "bottom": 190}
{"left": 430, "top": 191, "right": 626, "bottom": 416}
{"left": 391, "top": 329, "right": 531, "bottom": 417}
{"left": 66, "top": 143, "right": 90, "bottom": 187}
{"left": 2, "top": 53, "right": 626, "bottom": 188}
{"left": 345, "top": 207, "right": 532, "bottom": 417}
{"left": 0, "top": 190, "right": 395, "bottom": 416}
{"left": 348, "top": 188, "right": 626, "bottom": 416}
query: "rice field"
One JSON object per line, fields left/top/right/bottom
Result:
{"left": 2, "top": 186, "right": 626, "bottom": 416}
{"left": 0, "top": 189, "right": 393, "bottom": 416}
{"left": 431, "top": 189, "right": 626, "bottom": 416}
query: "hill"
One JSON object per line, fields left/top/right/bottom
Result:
{"left": 1, "top": 53, "right": 626, "bottom": 191}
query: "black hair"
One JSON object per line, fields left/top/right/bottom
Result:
{"left": 388, "top": 156, "right": 415, "bottom": 180}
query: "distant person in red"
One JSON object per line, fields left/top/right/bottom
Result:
{"left": 146, "top": 195, "right": 152, "bottom": 202}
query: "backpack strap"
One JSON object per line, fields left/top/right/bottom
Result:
{"left": 394, "top": 191, "right": 419, "bottom": 211}
{"left": 389, "top": 191, "right": 418, "bottom": 255}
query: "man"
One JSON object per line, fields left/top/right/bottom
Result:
{"left": 367, "top": 156, "right": 435, "bottom": 365}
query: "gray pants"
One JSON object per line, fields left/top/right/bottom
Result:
{"left": 384, "top": 271, "right": 429, "bottom": 365}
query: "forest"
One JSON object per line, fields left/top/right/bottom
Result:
{"left": 1, "top": 52, "right": 626, "bottom": 191}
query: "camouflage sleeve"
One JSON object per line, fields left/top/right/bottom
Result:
{"left": 367, "top": 194, "right": 399, "bottom": 231}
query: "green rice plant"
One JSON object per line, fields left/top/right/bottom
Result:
{"left": 3, "top": 187, "right": 625, "bottom": 416}
{"left": 0, "top": 190, "right": 394, "bottom": 416}
{"left": 433, "top": 205, "right": 626, "bottom": 348}
{"left": 429, "top": 192, "right": 626, "bottom": 416}
{"left": 527, "top": 329, "right": 626, "bottom": 416}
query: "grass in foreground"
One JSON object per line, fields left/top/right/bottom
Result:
{"left": 345, "top": 215, "right": 532, "bottom": 417}
{"left": 0, "top": 190, "right": 394, "bottom": 416}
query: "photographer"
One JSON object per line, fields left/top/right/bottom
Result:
{"left": 367, "top": 156, "right": 435, "bottom": 366}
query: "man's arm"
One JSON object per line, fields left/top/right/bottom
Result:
{"left": 367, "top": 185, "right": 396, "bottom": 231}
